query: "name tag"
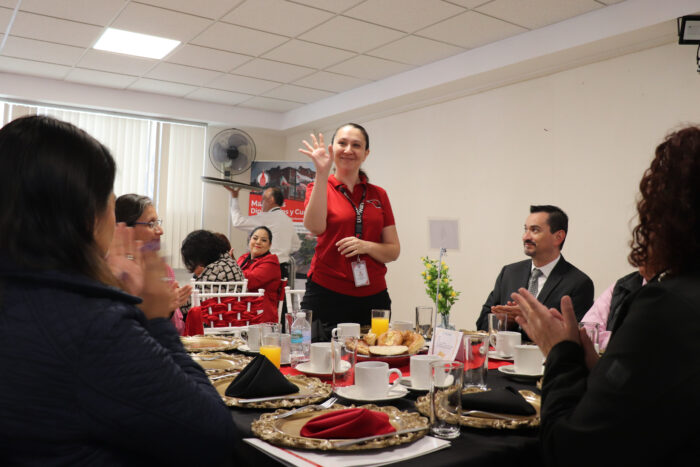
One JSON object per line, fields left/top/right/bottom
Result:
{"left": 352, "top": 259, "right": 370, "bottom": 287}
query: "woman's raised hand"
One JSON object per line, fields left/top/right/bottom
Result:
{"left": 106, "top": 223, "right": 144, "bottom": 296}
{"left": 299, "top": 133, "right": 333, "bottom": 176}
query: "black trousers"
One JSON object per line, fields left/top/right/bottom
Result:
{"left": 300, "top": 279, "right": 391, "bottom": 342}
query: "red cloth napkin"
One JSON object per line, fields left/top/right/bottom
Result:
{"left": 300, "top": 408, "right": 396, "bottom": 439}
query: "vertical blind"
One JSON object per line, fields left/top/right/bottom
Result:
{"left": 1, "top": 101, "right": 205, "bottom": 269}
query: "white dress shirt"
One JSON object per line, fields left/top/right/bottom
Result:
{"left": 230, "top": 201, "right": 301, "bottom": 264}
{"left": 530, "top": 255, "right": 561, "bottom": 298}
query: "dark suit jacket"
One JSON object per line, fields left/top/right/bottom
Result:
{"left": 475, "top": 256, "right": 594, "bottom": 331}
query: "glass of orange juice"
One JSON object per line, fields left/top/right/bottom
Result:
{"left": 371, "top": 309, "right": 390, "bottom": 336}
{"left": 260, "top": 332, "right": 282, "bottom": 368}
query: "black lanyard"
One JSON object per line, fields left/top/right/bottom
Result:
{"left": 339, "top": 185, "right": 366, "bottom": 239}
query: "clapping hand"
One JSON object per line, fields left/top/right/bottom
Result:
{"left": 106, "top": 223, "right": 144, "bottom": 296}
{"left": 299, "top": 133, "right": 333, "bottom": 177}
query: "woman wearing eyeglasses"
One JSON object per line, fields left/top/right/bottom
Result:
{"left": 115, "top": 194, "right": 191, "bottom": 334}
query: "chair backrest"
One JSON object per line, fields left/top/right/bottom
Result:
{"left": 189, "top": 279, "right": 247, "bottom": 307}
{"left": 285, "top": 286, "right": 306, "bottom": 315}
{"left": 277, "top": 278, "right": 288, "bottom": 325}
{"left": 184, "top": 288, "right": 267, "bottom": 336}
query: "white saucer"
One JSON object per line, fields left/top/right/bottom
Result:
{"left": 399, "top": 378, "right": 430, "bottom": 392}
{"left": 295, "top": 360, "right": 351, "bottom": 377}
{"left": 238, "top": 344, "right": 259, "bottom": 353}
{"left": 488, "top": 350, "right": 513, "bottom": 361}
{"left": 498, "top": 364, "right": 544, "bottom": 379}
{"left": 334, "top": 384, "right": 408, "bottom": 402}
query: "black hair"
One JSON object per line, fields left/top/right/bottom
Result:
{"left": 115, "top": 194, "right": 152, "bottom": 226}
{"left": 180, "top": 230, "right": 231, "bottom": 273}
{"left": 0, "top": 115, "right": 116, "bottom": 283}
{"left": 267, "top": 187, "right": 284, "bottom": 207}
{"left": 530, "top": 205, "right": 568, "bottom": 249}
{"left": 249, "top": 226, "right": 273, "bottom": 245}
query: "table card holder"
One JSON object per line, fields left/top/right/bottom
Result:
{"left": 428, "top": 327, "right": 463, "bottom": 361}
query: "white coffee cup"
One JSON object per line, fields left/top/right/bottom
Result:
{"left": 390, "top": 320, "right": 413, "bottom": 332}
{"left": 496, "top": 331, "right": 521, "bottom": 357}
{"left": 242, "top": 324, "right": 262, "bottom": 351}
{"left": 409, "top": 354, "right": 442, "bottom": 390}
{"left": 331, "top": 322, "right": 361, "bottom": 339}
{"left": 355, "top": 361, "right": 403, "bottom": 398}
{"left": 513, "top": 344, "right": 543, "bottom": 375}
{"left": 309, "top": 342, "right": 340, "bottom": 373}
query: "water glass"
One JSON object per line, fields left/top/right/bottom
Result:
{"left": 415, "top": 306, "right": 433, "bottom": 340}
{"left": 331, "top": 335, "right": 356, "bottom": 390}
{"left": 464, "top": 333, "right": 488, "bottom": 389}
{"left": 430, "top": 361, "right": 463, "bottom": 440}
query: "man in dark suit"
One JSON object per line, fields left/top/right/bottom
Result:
{"left": 476, "top": 205, "right": 594, "bottom": 332}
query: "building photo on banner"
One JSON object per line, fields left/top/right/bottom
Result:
{"left": 248, "top": 161, "right": 316, "bottom": 281}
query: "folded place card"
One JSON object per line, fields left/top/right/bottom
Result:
{"left": 457, "top": 386, "right": 536, "bottom": 415}
{"left": 225, "top": 354, "right": 299, "bottom": 398}
{"left": 300, "top": 408, "right": 396, "bottom": 439}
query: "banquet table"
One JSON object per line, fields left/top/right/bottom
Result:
{"left": 225, "top": 354, "right": 543, "bottom": 467}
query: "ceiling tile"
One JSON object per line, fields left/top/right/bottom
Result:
{"left": 595, "top": 0, "right": 624, "bottom": 4}
{"left": 262, "top": 39, "right": 355, "bottom": 68}
{"left": 15, "top": 0, "right": 127, "bottom": 26}
{"left": 167, "top": 44, "right": 251, "bottom": 72}
{"left": 1, "top": 36, "right": 84, "bottom": 66}
{"left": 78, "top": 50, "right": 156, "bottom": 76}
{"left": 299, "top": 16, "right": 405, "bottom": 53}
{"left": 344, "top": 0, "right": 465, "bottom": 33}
{"left": 222, "top": 0, "right": 332, "bottom": 37}
{"left": 192, "top": 22, "right": 288, "bottom": 56}
{"left": 291, "top": 0, "right": 365, "bottom": 14}
{"left": 11, "top": 11, "right": 103, "bottom": 47}
{"left": 112, "top": 2, "right": 212, "bottom": 42}
{"left": 207, "top": 73, "right": 280, "bottom": 94}
{"left": 292, "top": 71, "right": 370, "bottom": 93}
{"left": 138, "top": 0, "right": 244, "bottom": 20}
{"left": 146, "top": 62, "right": 222, "bottom": 86}
{"left": 65, "top": 68, "right": 137, "bottom": 88}
{"left": 127, "top": 78, "right": 198, "bottom": 97}
{"left": 233, "top": 58, "right": 314, "bottom": 82}
{"left": 263, "top": 84, "right": 334, "bottom": 103}
{"left": 326, "top": 55, "right": 412, "bottom": 80}
{"left": 238, "top": 96, "right": 303, "bottom": 112}
{"left": 185, "top": 87, "right": 251, "bottom": 105}
{"left": 417, "top": 10, "right": 527, "bottom": 48}
{"left": 368, "top": 35, "right": 465, "bottom": 65}
{"left": 0, "top": 56, "right": 71, "bottom": 80}
{"left": 446, "top": 0, "right": 490, "bottom": 8}
{"left": 476, "top": 0, "right": 603, "bottom": 30}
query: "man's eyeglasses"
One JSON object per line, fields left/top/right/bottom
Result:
{"left": 133, "top": 219, "right": 163, "bottom": 229}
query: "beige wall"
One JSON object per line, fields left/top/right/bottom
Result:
{"left": 272, "top": 42, "right": 700, "bottom": 330}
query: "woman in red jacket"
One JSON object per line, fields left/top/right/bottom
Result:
{"left": 237, "top": 226, "right": 282, "bottom": 323}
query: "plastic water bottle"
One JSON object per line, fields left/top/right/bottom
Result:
{"left": 290, "top": 312, "right": 311, "bottom": 367}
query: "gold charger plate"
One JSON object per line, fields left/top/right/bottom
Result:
{"left": 181, "top": 335, "right": 243, "bottom": 352}
{"left": 211, "top": 374, "right": 332, "bottom": 409}
{"left": 191, "top": 352, "right": 252, "bottom": 374}
{"left": 415, "top": 387, "right": 540, "bottom": 429}
{"left": 252, "top": 404, "right": 429, "bottom": 451}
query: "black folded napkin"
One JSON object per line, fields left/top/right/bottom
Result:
{"left": 452, "top": 386, "right": 536, "bottom": 415}
{"left": 225, "top": 354, "right": 299, "bottom": 398}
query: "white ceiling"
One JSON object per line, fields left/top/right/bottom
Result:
{"left": 0, "top": 0, "right": 697, "bottom": 131}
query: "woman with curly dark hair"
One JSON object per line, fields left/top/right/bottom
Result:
{"left": 509, "top": 125, "right": 700, "bottom": 466}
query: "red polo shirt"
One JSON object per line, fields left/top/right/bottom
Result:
{"left": 305, "top": 174, "right": 395, "bottom": 297}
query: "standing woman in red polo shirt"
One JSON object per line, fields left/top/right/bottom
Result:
{"left": 299, "top": 123, "right": 400, "bottom": 341}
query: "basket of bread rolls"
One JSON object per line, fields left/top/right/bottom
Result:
{"left": 346, "top": 330, "right": 426, "bottom": 366}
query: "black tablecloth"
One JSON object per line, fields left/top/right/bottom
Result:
{"left": 229, "top": 368, "right": 542, "bottom": 466}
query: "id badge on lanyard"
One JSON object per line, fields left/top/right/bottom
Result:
{"left": 340, "top": 185, "right": 370, "bottom": 288}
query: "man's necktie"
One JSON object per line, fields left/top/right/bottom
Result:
{"left": 528, "top": 268, "right": 542, "bottom": 297}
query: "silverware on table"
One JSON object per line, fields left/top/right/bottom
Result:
{"left": 332, "top": 427, "right": 428, "bottom": 448}
{"left": 271, "top": 397, "right": 338, "bottom": 419}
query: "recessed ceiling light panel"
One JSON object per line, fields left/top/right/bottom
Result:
{"left": 94, "top": 28, "right": 180, "bottom": 59}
